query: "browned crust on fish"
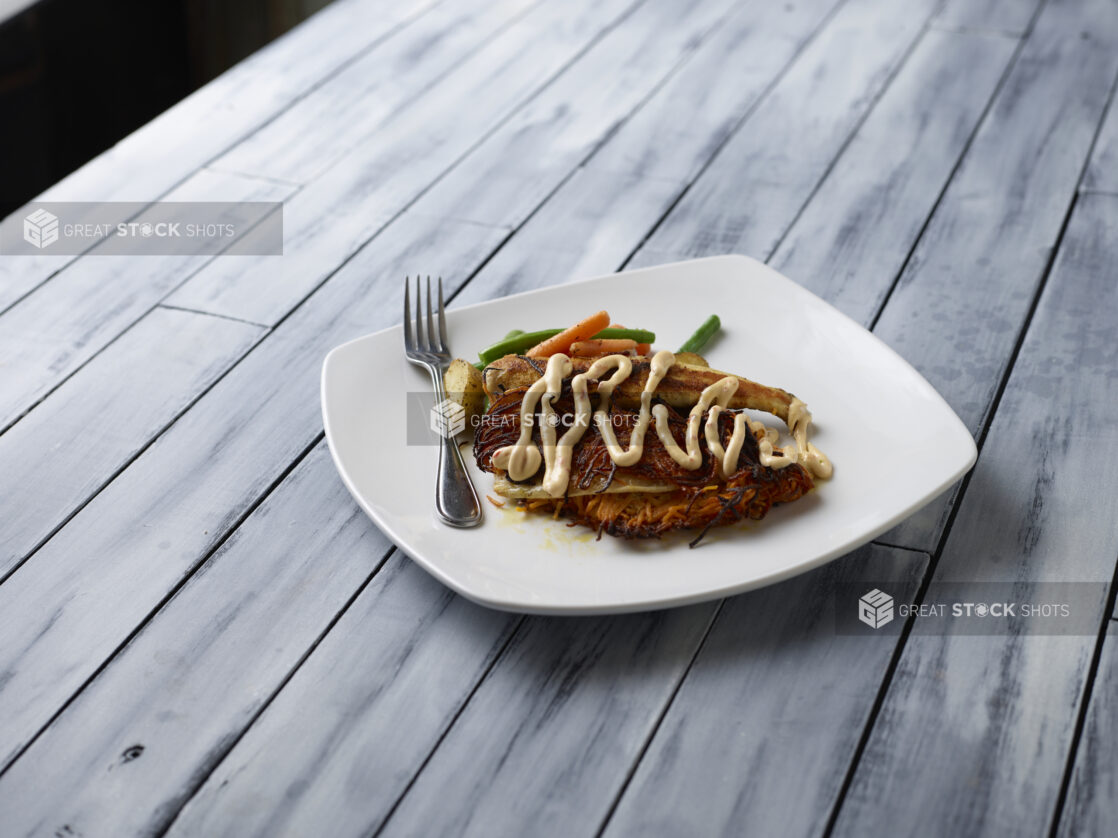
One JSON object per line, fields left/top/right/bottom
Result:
{"left": 481, "top": 354, "right": 797, "bottom": 424}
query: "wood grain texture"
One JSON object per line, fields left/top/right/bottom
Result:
{"left": 875, "top": 0, "right": 1118, "bottom": 552}
{"left": 210, "top": 0, "right": 541, "bottom": 185}
{"left": 0, "top": 307, "right": 263, "bottom": 582}
{"left": 0, "top": 169, "right": 293, "bottom": 433}
{"left": 603, "top": 546, "right": 927, "bottom": 838}
{"left": 769, "top": 29, "right": 1016, "bottom": 325}
{"left": 377, "top": 603, "right": 714, "bottom": 838}
{"left": 633, "top": 0, "right": 939, "bottom": 262}
{"left": 0, "top": 444, "right": 400, "bottom": 838}
{"left": 586, "top": 0, "right": 843, "bottom": 184}
{"left": 164, "top": 0, "right": 645, "bottom": 325}
{"left": 403, "top": 0, "right": 747, "bottom": 229}
{"left": 1081, "top": 93, "right": 1118, "bottom": 193}
{"left": 166, "top": 551, "right": 516, "bottom": 838}
{"left": 1056, "top": 622, "right": 1118, "bottom": 838}
{"left": 0, "top": 0, "right": 439, "bottom": 312}
{"left": 933, "top": 0, "right": 1044, "bottom": 35}
{"left": 0, "top": 214, "right": 509, "bottom": 774}
{"left": 447, "top": 170, "right": 684, "bottom": 304}
{"left": 831, "top": 191, "right": 1118, "bottom": 837}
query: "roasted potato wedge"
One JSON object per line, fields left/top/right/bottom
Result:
{"left": 674, "top": 351, "right": 709, "bottom": 368}
{"left": 443, "top": 358, "right": 486, "bottom": 430}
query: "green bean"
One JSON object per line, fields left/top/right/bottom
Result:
{"left": 677, "top": 315, "right": 721, "bottom": 354}
{"left": 589, "top": 327, "right": 655, "bottom": 343}
{"left": 477, "top": 328, "right": 563, "bottom": 364}
{"left": 501, "top": 329, "right": 526, "bottom": 340}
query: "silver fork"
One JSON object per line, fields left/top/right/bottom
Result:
{"left": 404, "top": 275, "right": 483, "bottom": 528}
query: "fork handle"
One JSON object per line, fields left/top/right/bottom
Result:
{"left": 429, "top": 367, "right": 484, "bottom": 528}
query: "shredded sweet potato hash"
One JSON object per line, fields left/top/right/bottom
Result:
{"left": 474, "top": 385, "right": 814, "bottom": 546}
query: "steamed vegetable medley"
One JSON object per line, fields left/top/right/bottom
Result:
{"left": 446, "top": 311, "right": 721, "bottom": 431}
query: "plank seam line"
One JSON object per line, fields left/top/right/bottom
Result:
{"left": 928, "top": 23, "right": 1024, "bottom": 39}
{"left": 0, "top": 186, "right": 298, "bottom": 442}
{"left": 1047, "top": 550, "right": 1118, "bottom": 837}
{"left": 764, "top": 7, "right": 951, "bottom": 263}
{"left": 825, "top": 14, "right": 1118, "bottom": 825}
{"left": 0, "top": 0, "right": 449, "bottom": 318}
{"left": 818, "top": 0, "right": 1055, "bottom": 829}
{"left": 592, "top": 601, "right": 727, "bottom": 838}
{"left": 0, "top": 432, "right": 323, "bottom": 782}
{"left": 868, "top": 540, "right": 933, "bottom": 556}
{"left": 617, "top": 0, "right": 851, "bottom": 270}
{"left": 200, "top": 165, "right": 303, "bottom": 189}
{"left": 158, "top": 303, "right": 270, "bottom": 328}
{"left": 152, "top": 531, "right": 401, "bottom": 838}
{"left": 404, "top": 211, "right": 515, "bottom": 232}
{"left": 368, "top": 616, "right": 527, "bottom": 838}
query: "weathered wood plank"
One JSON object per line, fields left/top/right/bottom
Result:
{"left": 0, "top": 0, "right": 440, "bottom": 312}
{"left": 0, "top": 444, "right": 514, "bottom": 838}
{"left": 0, "top": 307, "right": 263, "bottom": 582}
{"left": 403, "top": 0, "right": 764, "bottom": 229}
{"left": 0, "top": 213, "right": 510, "bottom": 774}
{"left": 933, "top": 0, "right": 1043, "bottom": 35}
{"left": 0, "top": 169, "right": 293, "bottom": 433}
{"left": 1055, "top": 622, "right": 1118, "bottom": 838}
{"left": 1081, "top": 93, "right": 1118, "bottom": 193}
{"left": 164, "top": 545, "right": 514, "bottom": 838}
{"left": 210, "top": 0, "right": 541, "bottom": 186}
{"left": 768, "top": 29, "right": 1016, "bottom": 325}
{"left": 632, "top": 0, "right": 939, "bottom": 262}
{"left": 602, "top": 546, "right": 927, "bottom": 838}
{"left": 873, "top": 0, "right": 1118, "bottom": 552}
{"left": 831, "top": 191, "right": 1118, "bottom": 837}
{"left": 162, "top": 0, "right": 645, "bottom": 326}
{"left": 378, "top": 605, "right": 714, "bottom": 837}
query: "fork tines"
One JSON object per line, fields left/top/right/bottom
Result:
{"left": 403, "top": 275, "right": 448, "bottom": 356}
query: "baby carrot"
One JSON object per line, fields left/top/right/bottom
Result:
{"left": 526, "top": 310, "right": 611, "bottom": 358}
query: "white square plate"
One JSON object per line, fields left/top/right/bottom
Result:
{"left": 322, "top": 255, "right": 976, "bottom": 614}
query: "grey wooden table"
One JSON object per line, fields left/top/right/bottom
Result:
{"left": 1, "top": 0, "right": 1116, "bottom": 835}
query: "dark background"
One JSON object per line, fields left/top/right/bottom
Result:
{"left": 0, "top": 0, "right": 331, "bottom": 217}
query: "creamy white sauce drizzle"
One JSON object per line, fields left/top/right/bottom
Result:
{"left": 492, "top": 350, "right": 831, "bottom": 497}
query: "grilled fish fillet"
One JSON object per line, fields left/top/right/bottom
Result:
{"left": 482, "top": 354, "right": 797, "bottom": 424}
{"left": 474, "top": 385, "right": 813, "bottom": 542}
